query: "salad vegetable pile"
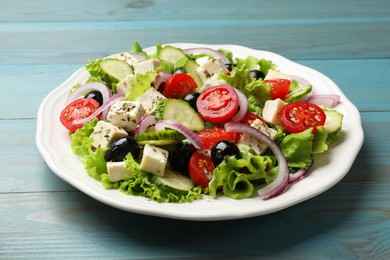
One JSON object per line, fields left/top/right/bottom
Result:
{"left": 60, "top": 42, "right": 344, "bottom": 203}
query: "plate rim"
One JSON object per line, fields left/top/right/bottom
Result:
{"left": 36, "top": 43, "right": 364, "bottom": 221}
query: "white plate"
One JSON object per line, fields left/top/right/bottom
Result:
{"left": 36, "top": 43, "right": 364, "bottom": 221}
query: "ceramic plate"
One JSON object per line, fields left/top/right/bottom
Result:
{"left": 36, "top": 43, "right": 364, "bottom": 221}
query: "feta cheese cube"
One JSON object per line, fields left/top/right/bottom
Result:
{"left": 107, "top": 161, "right": 133, "bottom": 182}
{"left": 196, "top": 57, "right": 227, "bottom": 83}
{"left": 133, "top": 59, "right": 160, "bottom": 75}
{"left": 91, "top": 121, "right": 128, "bottom": 150}
{"left": 135, "top": 87, "right": 166, "bottom": 115}
{"left": 113, "top": 52, "right": 146, "bottom": 66}
{"left": 139, "top": 144, "right": 168, "bottom": 177}
{"left": 199, "top": 73, "right": 227, "bottom": 92}
{"left": 239, "top": 119, "right": 278, "bottom": 154}
{"left": 262, "top": 98, "right": 288, "bottom": 125}
{"left": 107, "top": 101, "right": 145, "bottom": 132}
{"left": 116, "top": 74, "right": 135, "bottom": 94}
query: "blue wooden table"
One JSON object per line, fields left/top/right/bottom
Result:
{"left": 1, "top": 0, "right": 389, "bottom": 259}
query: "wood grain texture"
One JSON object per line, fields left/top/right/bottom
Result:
{"left": 1, "top": 0, "right": 389, "bottom": 258}
{"left": 1, "top": 184, "right": 389, "bottom": 259}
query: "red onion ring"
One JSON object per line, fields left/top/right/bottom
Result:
{"left": 307, "top": 94, "right": 340, "bottom": 108}
{"left": 182, "top": 47, "right": 230, "bottom": 65}
{"left": 72, "top": 92, "right": 124, "bottom": 125}
{"left": 134, "top": 115, "right": 156, "bottom": 136}
{"left": 153, "top": 71, "right": 172, "bottom": 90}
{"left": 66, "top": 82, "right": 112, "bottom": 105}
{"left": 289, "top": 161, "right": 314, "bottom": 184}
{"left": 231, "top": 88, "right": 248, "bottom": 122}
{"left": 224, "top": 122, "right": 289, "bottom": 200}
{"left": 155, "top": 120, "right": 203, "bottom": 149}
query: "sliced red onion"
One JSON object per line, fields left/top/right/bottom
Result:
{"left": 231, "top": 88, "right": 248, "bottom": 122}
{"left": 153, "top": 71, "right": 172, "bottom": 90}
{"left": 66, "top": 82, "right": 112, "bottom": 105}
{"left": 289, "top": 75, "right": 312, "bottom": 87}
{"left": 224, "top": 122, "right": 289, "bottom": 200}
{"left": 307, "top": 94, "right": 340, "bottom": 108}
{"left": 182, "top": 47, "right": 230, "bottom": 65}
{"left": 72, "top": 92, "right": 124, "bottom": 125}
{"left": 134, "top": 115, "right": 156, "bottom": 136}
{"left": 289, "top": 161, "right": 314, "bottom": 184}
{"left": 155, "top": 120, "right": 203, "bottom": 149}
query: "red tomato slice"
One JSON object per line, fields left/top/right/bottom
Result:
{"left": 196, "top": 85, "right": 239, "bottom": 124}
{"left": 279, "top": 101, "right": 326, "bottom": 133}
{"left": 265, "top": 78, "right": 291, "bottom": 100}
{"left": 196, "top": 128, "right": 237, "bottom": 149}
{"left": 60, "top": 98, "right": 100, "bottom": 132}
{"left": 189, "top": 150, "right": 215, "bottom": 187}
{"left": 163, "top": 73, "right": 198, "bottom": 99}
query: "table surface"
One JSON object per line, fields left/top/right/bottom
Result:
{"left": 1, "top": 0, "right": 389, "bottom": 259}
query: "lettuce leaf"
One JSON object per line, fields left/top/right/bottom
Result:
{"left": 122, "top": 71, "right": 157, "bottom": 101}
{"left": 209, "top": 154, "right": 276, "bottom": 199}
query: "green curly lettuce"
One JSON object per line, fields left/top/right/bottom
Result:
{"left": 122, "top": 70, "right": 157, "bottom": 101}
{"left": 208, "top": 153, "right": 276, "bottom": 199}
{"left": 119, "top": 154, "right": 203, "bottom": 203}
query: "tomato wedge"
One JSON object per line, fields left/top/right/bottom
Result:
{"left": 265, "top": 78, "right": 291, "bottom": 100}
{"left": 189, "top": 150, "right": 215, "bottom": 187}
{"left": 163, "top": 73, "right": 198, "bottom": 99}
{"left": 196, "top": 128, "right": 237, "bottom": 149}
{"left": 60, "top": 98, "right": 100, "bottom": 132}
{"left": 240, "top": 112, "right": 266, "bottom": 125}
{"left": 196, "top": 85, "right": 239, "bottom": 124}
{"left": 279, "top": 101, "right": 326, "bottom": 133}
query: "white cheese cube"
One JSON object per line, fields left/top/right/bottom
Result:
{"left": 107, "top": 161, "right": 133, "bottom": 182}
{"left": 195, "top": 56, "right": 210, "bottom": 66}
{"left": 107, "top": 101, "right": 145, "bottom": 132}
{"left": 239, "top": 119, "right": 278, "bottom": 154}
{"left": 139, "top": 144, "right": 168, "bottom": 177}
{"left": 262, "top": 98, "right": 288, "bottom": 125}
{"left": 135, "top": 87, "right": 166, "bottom": 115}
{"left": 113, "top": 52, "right": 146, "bottom": 66}
{"left": 264, "top": 70, "right": 292, "bottom": 81}
{"left": 91, "top": 121, "right": 128, "bottom": 150}
{"left": 196, "top": 57, "right": 227, "bottom": 83}
{"left": 133, "top": 59, "right": 160, "bottom": 75}
{"left": 116, "top": 74, "right": 135, "bottom": 94}
{"left": 199, "top": 73, "right": 227, "bottom": 92}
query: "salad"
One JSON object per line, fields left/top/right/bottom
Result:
{"left": 59, "top": 42, "right": 344, "bottom": 203}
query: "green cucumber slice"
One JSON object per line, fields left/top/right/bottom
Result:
{"left": 135, "top": 129, "right": 184, "bottom": 145}
{"left": 158, "top": 46, "right": 188, "bottom": 65}
{"left": 323, "top": 110, "right": 343, "bottom": 134}
{"left": 184, "top": 59, "right": 203, "bottom": 87}
{"left": 152, "top": 168, "right": 195, "bottom": 195}
{"left": 99, "top": 59, "right": 133, "bottom": 82}
{"left": 155, "top": 99, "right": 205, "bottom": 131}
{"left": 284, "top": 85, "right": 312, "bottom": 103}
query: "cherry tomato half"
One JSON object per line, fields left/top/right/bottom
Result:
{"left": 196, "top": 128, "right": 237, "bottom": 149}
{"left": 279, "top": 101, "right": 326, "bottom": 133}
{"left": 196, "top": 85, "right": 239, "bottom": 124}
{"left": 60, "top": 98, "right": 100, "bottom": 132}
{"left": 265, "top": 78, "right": 291, "bottom": 100}
{"left": 163, "top": 73, "right": 198, "bottom": 99}
{"left": 189, "top": 150, "right": 215, "bottom": 187}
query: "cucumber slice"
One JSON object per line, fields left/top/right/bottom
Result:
{"left": 158, "top": 46, "right": 188, "bottom": 65}
{"left": 284, "top": 85, "right": 312, "bottom": 103}
{"left": 152, "top": 168, "right": 195, "bottom": 195}
{"left": 135, "top": 129, "right": 184, "bottom": 145}
{"left": 184, "top": 59, "right": 203, "bottom": 87}
{"left": 155, "top": 99, "right": 205, "bottom": 131}
{"left": 323, "top": 110, "right": 343, "bottom": 134}
{"left": 99, "top": 59, "right": 133, "bottom": 82}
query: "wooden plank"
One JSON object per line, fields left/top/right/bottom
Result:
{"left": 1, "top": 0, "right": 390, "bottom": 22}
{"left": 0, "top": 111, "right": 388, "bottom": 194}
{"left": 1, "top": 183, "right": 389, "bottom": 259}
{"left": 0, "top": 20, "right": 389, "bottom": 64}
